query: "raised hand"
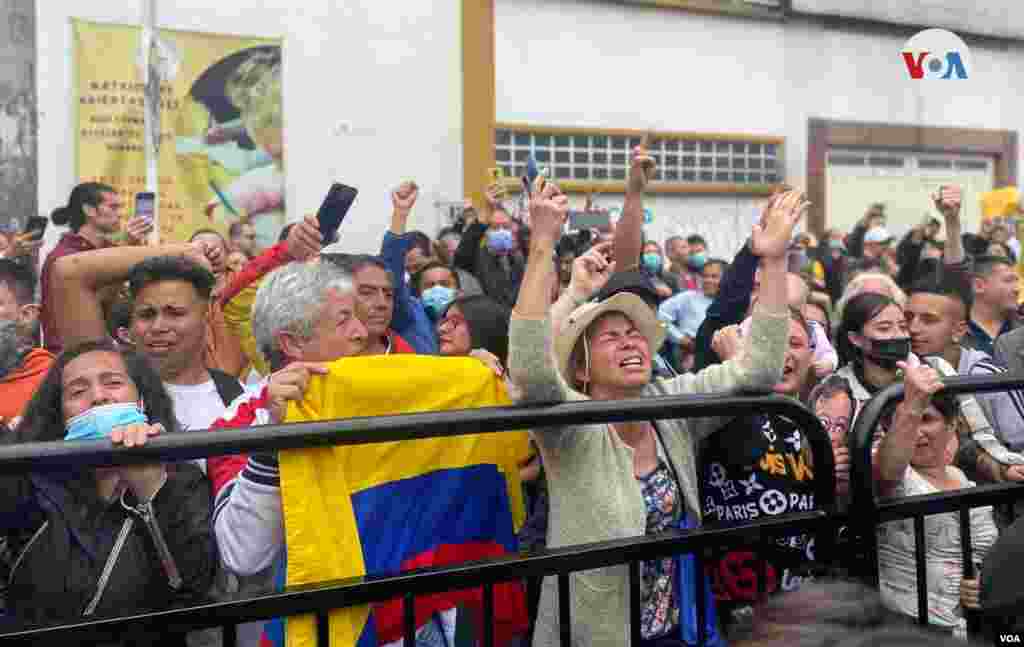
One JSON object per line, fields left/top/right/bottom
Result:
{"left": 570, "top": 241, "right": 616, "bottom": 301}
{"left": 751, "top": 189, "right": 809, "bottom": 260}
{"left": 4, "top": 233, "right": 43, "bottom": 260}
{"left": 626, "top": 144, "right": 656, "bottom": 194}
{"left": 485, "top": 183, "right": 505, "bottom": 208}
{"left": 184, "top": 241, "right": 215, "bottom": 273}
{"left": 712, "top": 324, "right": 743, "bottom": 361}
{"left": 267, "top": 361, "right": 330, "bottom": 424}
{"left": 932, "top": 185, "right": 962, "bottom": 222}
{"left": 392, "top": 181, "right": 419, "bottom": 213}
{"left": 125, "top": 215, "right": 155, "bottom": 246}
{"left": 528, "top": 178, "right": 568, "bottom": 244}
{"left": 897, "top": 361, "right": 944, "bottom": 413}
{"left": 469, "top": 348, "right": 505, "bottom": 378}
{"left": 287, "top": 214, "right": 323, "bottom": 261}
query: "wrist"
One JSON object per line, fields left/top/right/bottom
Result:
{"left": 529, "top": 235, "right": 557, "bottom": 256}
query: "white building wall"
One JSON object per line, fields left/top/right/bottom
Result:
{"left": 495, "top": 0, "right": 1024, "bottom": 255}
{"left": 36, "top": 0, "right": 463, "bottom": 255}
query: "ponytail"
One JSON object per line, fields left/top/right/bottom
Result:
{"left": 52, "top": 182, "right": 115, "bottom": 232}
{"left": 50, "top": 206, "right": 72, "bottom": 227}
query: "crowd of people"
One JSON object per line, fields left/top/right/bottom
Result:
{"left": 0, "top": 142, "right": 1022, "bottom": 647}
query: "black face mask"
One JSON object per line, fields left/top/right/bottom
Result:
{"left": 862, "top": 336, "right": 911, "bottom": 370}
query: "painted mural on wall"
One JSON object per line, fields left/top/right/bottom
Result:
{"left": 74, "top": 20, "right": 283, "bottom": 245}
{"left": 0, "top": 0, "right": 38, "bottom": 234}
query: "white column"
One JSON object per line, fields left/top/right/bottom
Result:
{"left": 141, "top": 0, "right": 159, "bottom": 243}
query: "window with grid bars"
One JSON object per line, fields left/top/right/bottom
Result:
{"left": 494, "top": 125, "right": 783, "bottom": 193}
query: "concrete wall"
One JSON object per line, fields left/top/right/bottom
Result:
{"left": 36, "top": 0, "right": 463, "bottom": 255}
{"left": 495, "top": 0, "right": 1024, "bottom": 255}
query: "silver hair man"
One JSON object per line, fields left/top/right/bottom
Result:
{"left": 252, "top": 259, "right": 358, "bottom": 371}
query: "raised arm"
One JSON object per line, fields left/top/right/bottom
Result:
{"left": 219, "top": 215, "right": 321, "bottom": 307}
{"left": 613, "top": 141, "right": 655, "bottom": 271}
{"left": 661, "top": 191, "right": 806, "bottom": 402}
{"left": 453, "top": 185, "right": 499, "bottom": 274}
{"left": 933, "top": 185, "right": 964, "bottom": 264}
{"left": 51, "top": 241, "right": 208, "bottom": 348}
{"left": 508, "top": 180, "right": 571, "bottom": 404}
{"left": 551, "top": 241, "right": 615, "bottom": 336}
{"left": 874, "top": 362, "right": 944, "bottom": 493}
{"left": 382, "top": 182, "right": 419, "bottom": 338}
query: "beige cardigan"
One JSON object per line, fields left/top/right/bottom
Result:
{"left": 507, "top": 307, "right": 789, "bottom": 647}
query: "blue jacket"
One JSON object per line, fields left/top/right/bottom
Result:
{"left": 380, "top": 231, "right": 438, "bottom": 355}
{"left": 693, "top": 242, "right": 758, "bottom": 372}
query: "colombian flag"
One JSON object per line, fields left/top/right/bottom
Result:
{"left": 278, "top": 355, "right": 531, "bottom": 647}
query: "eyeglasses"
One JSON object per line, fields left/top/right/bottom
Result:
{"left": 438, "top": 314, "right": 466, "bottom": 332}
{"left": 818, "top": 415, "right": 850, "bottom": 437}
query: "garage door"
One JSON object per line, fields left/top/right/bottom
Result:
{"left": 826, "top": 149, "right": 994, "bottom": 240}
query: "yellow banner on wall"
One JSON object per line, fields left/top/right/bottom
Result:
{"left": 74, "top": 20, "right": 284, "bottom": 246}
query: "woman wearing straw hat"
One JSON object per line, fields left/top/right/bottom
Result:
{"left": 508, "top": 176, "right": 807, "bottom": 647}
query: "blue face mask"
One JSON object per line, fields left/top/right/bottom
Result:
{"left": 421, "top": 285, "right": 456, "bottom": 320}
{"left": 641, "top": 253, "right": 663, "bottom": 274}
{"left": 486, "top": 229, "right": 515, "bottom": 254}
{"left": 688, "top": 252, "right": 707, "bottom": 271}
{"left": 65, "top": 402, "right": 148, "bottom": 442}
{"left": 829, "top": 240, "right": 845, "bottom": 251}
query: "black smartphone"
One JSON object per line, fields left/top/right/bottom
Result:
{"left": 22, "top": 215, "right": 47, "bottom": 241}
{"left": 317, "top": 183, "right": 358, "bottom": 243}
{"left": 134, "top": 192, "right": 156, "bottom": 224}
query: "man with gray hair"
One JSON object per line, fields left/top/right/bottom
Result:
{"left": 203, "top": 258, "right": 368, "bottom": 647}
{"left": 208, "top": 258, "right": 367, "bottom": 576}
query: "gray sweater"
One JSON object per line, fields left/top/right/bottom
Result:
{"left": 508, "top": 307, "right": 789, "bottom": 647}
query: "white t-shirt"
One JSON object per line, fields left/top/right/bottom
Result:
{"left": 164, "top": 380, "right": 232, "bottom": 472}
{"left": 166, "top": 378, "right": 267, "bottom": 647}
{"left": 876, "top": 466, "right": 998, "bottom": 628}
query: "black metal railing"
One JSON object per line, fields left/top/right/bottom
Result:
{"left": 0, "top": 393, "right": 835, "bottom": 646}
{"left": 848, "top": 374, "right": 1024, "bottom": 634}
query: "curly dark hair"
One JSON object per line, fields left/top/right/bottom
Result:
{"left": 127, "top": 255, "right": 216, "bottom": 301}
{"left": 16, "top": 339, "right": 177, "bottom": 445}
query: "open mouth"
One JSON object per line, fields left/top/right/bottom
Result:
{"left": 782, "top": 364, "right": 795, "bottom": 378}
{"left": 145, "top": 341, "right": 175, "bottom": 354}
{"left": 619, "top": 355, "right": 645, "bottom": 368}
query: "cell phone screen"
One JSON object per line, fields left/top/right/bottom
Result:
{"left": 22, "top": 216, "right": 47, "bottom": 241}
{"left": 135, "top": 192, "right": 156, "bottom": 223}
{"left": 318, "top": 183, "right": 359, "bottom": 242}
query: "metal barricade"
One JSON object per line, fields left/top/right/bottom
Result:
{"left": 0, "top": 393, "right": 835, "bottom": 646}
{"left": 848, "top": 374, "right": 1024, "bottom": 635}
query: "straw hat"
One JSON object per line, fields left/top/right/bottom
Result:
{"left": 555, "top": 292, "right": 666, "bottom": 387}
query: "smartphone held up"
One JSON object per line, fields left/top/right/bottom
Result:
{"left": 317, "top": 183, "right": 359, "bottom": 244}
{"left": 21, "top": 216, "right": 47, "bottom": 242}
